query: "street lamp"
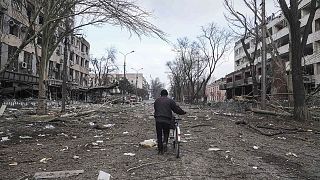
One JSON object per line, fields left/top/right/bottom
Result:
{"left": 119, "top": 50, "right": 134, "bottom": 103}
{"left": 131, "top": 67, "right": 143, "bottom": 98}
{"left": 119, "top": 50, "right": 135, "bottom": 80}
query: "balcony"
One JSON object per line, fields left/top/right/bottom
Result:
{"left": 0, "top": 71, "right": 38, "bottom": 84}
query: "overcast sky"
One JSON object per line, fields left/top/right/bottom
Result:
{"left": 82, "top": 0, "right": 277, "bottom": 88}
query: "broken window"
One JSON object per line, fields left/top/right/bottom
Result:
{"left": 9, "top": 19, "right": 19, "bottom": 37}
{"left": 76, "top": 55, "right": 79, "bottom": 64}
{"left": 8, "top": 45, "right": 18, "bottom": 71}
{"left": 304, "top": 64, "right": 314, "bottom": 75}
{"left": 23, "top": 51, "right": 33, "bottom": 73}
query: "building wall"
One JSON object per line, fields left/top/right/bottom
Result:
{"left": 228, "top": 0, "right": 320, "bottom": 99}
{"left": 89, "top": 73, "right": 145, "bottom": 89}
{"left": 0, "top": 0, "right": 90, "bottom": 92}
{"left": 206, "top": 79, "right": 226, "bottom": 102}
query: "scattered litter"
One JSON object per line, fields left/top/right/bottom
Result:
{"left": 60, "top": 146, "right": 69, "bottom": 151}
{"left": 253, "top": 166, "right": 258, "bottom": 169}
{"left": 5, "top": 118, "right": 13, "bottom": 120}
{"left": 100, "top": 149, "right": 106, "bottom": 151}
{"left": 1, "top": 137, "right": 9, "bottom": 142}
{"left": 103, "top": 124, "right": 115, "bottom": 128}
{"left": 253, "top": 146, "right": 259, "bottom": 150}
{"left": 225, "top": 150, "right": 230, "bottom": 153}
{"left": 89, "top": 122, "right": 96, "bottom": 126}
{"left": 38, "top": 134, "right": 46, "bottom": 137}
{"left": 286, "top": 152, "right": 298, "bottom": 157}
{"left": 94, "top": 135, "right": 103, "bottom": 138}
{"left": 34, "top": 170, "right": 84, "bottom": 179}
{"left": 92, "top": 142, "right": 99, "bottom": 146}
{"left": 208, "top": 148, "right": 221, "bottom": 151}
{"left": 40, "top": 158, "right": 52, "bottom": 163}
{"left": 58, "top": 133, "right": 69, "bottom": 137}
{"left": 211, "top": 127, "right": 216, "bottom": 130}
{"left": 96, "top": 140, "right": 103, "bottom": 143}
{"left": 180, "top": 140, "right": 188, "bottom": 143}
{"left": 307, "top": 129, "right": 313, "bottom": 132}
{"left": 124, "top": 153, "right": 136, "bottom": 156}
{"left": 139, "top": 139, "right": 157, "bottom": 148}
{"left": 277, "top": 137, "right": 286, "bottom": 140}
{"left": 123, "top": 131, "right": 129, "bottom": 135}
{"left": 97, "top": 170, "right": 111, "bottom": 180}
{"left": 184, "top": 134, "right": 191, "bottom": 136}
{"left": 9, "top": 162, "right": 18, "bottom": 166}
{"left": 44, "top": 125, "right": 55, "bottom": 129}
{"left": 37, "top": 143, "right": 43, "bottom": 146}
{"left": 19, "top": 135, "right": 32, "bottom": 139}
{"left": 73, "top": 155, "right": 80, "bottom": 159}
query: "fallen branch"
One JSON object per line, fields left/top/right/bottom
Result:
{"left": 127, "top": 159, "right": 168, "bottom": 172}
{"left": 249, "top": 108, "right": 292, "bottom": 117}
{"left": 190, "top": 124, "right": 212, "bottom": 128}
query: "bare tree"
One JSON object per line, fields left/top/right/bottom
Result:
{"left": 0, "top": 0, "right": 167, "bottom": 114}
{"left": 198, "top": 23, "right": 233, "bottom": 103}
{"left": 224, "top": 0, "right": 260, "bottom": 97}
{"left": 224, "top": 0, "right": 288, "bottom": 101}
{"left": 91, "top": 48, "right": 118, "bottom": 87}
{"left": 278, "top": 0, "right": 318, "bottom": 120}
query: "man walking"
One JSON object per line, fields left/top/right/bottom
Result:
{"left": 154, "top": 89, "right": 186, "bottom": 154}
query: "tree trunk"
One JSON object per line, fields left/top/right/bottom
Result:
{"left": 290, "top": 17, "right": 309, "bottom": 121}
{"left": 61, "top": 19, "right": 70, "bottom": 112}
{"left": 37, "top": 47, "right": 48, "bottom": 115}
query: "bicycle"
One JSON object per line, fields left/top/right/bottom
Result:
{"left": 170, "top": 117, "right": 181, "bottom": 158}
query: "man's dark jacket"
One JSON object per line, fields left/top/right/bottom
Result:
{"left": 154, "top": 96, "right": 186, "bottom": 124}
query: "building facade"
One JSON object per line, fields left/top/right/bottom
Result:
{"left": 89, "top": 73, "right": 145, "bottom": 89}
{"left": 0, "top": 0, "right": 90, "bottom": 100}
{"left": 222, "top": 0, "right": 320, "bottom": 98}
{"left": 206, "top": 78, "right": 226, "bottom": 102}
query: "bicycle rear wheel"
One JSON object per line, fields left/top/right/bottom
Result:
{"left": 175, "top": 127, "right": 180, "bottom": 158}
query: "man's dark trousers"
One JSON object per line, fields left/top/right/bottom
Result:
{"left": 156, "top": 121, "right": 170, "bottom": 152}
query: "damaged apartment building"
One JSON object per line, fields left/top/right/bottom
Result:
{"left": 221, "top": 0, "right": 320, "bottom": 99}
{"left": 0, "top": 0, "right": 90, "bottom": 100}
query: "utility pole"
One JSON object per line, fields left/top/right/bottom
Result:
{"left": 120, "top": 50, "right": 134, "bottom": 102}
{"left": 261, "top": 0, "right": 267, "bottom": 109}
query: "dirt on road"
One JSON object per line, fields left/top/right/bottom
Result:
{"left": 0, "top": 102, "right": 319, "bottom": 179}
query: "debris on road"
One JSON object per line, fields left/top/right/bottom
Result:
{"left": 9, "top": 162, "right": 18, "bottom": 166}
{"left": 208, "top": 147, "right": 221, "bottom": 151}
{"left": 1, "top": 137, "right": 9, "bottom": 142}
{"left": 97, "top": 170, "right": 111, "bottom": 180}
{"left": 139, "top": 139, "right": 157, "bottom": 148}
{"left": 286, "top": 152, "right": 298, "bottom": 157}
{"left": 0, "top": 105, "right": 7, "bottom": 116}
{"left": 19, "top": 135, "right": 32, "bottom": 139}
{"left": 34, "top": 170, "right": 84, "bottom": 179}
{"left": 40, "top": 158, "right": 52, "bottom": 163}
{"left": 253, "top": 146, "right": 259, "bottom": 150}
{"left": 124, "top": 153, "right": 136, "bottom": 156}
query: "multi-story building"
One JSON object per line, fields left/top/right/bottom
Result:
{"left": 89, "top": 73, "right": 145, "bottom": 89}
{"left": 206, "top": 78, "right": 226, "bottom": 102}
{"left": 0, "top": 0, "right": 90, "bottom": 100}
{"left": 221, "top": 0, "right": 320, "bottom": 99}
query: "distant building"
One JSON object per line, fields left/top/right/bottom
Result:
{"left": 206, "top": 78, "right": 226, "bottom": 102}
{"left": 89, "top": 73, "right": 145, "bottom": 89}
{"left": 0, "top": 0, "right": 90, "bottom": 100}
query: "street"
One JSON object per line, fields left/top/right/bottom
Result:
{"left": 1, "top": 102, "right": 319, "bottom": 179}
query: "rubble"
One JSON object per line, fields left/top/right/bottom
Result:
{"left": 34, "top": 170, "right": 84, "bottom": 179}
